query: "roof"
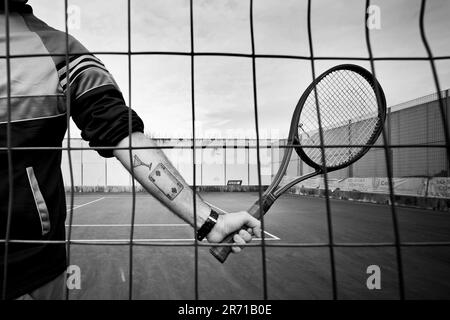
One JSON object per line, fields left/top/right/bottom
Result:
{"left": 389, "top": 89, "right": 450, "bottom": 113}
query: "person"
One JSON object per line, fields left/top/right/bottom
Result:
{"left": 0, "top": 0, "right": 261, "bottom": 300}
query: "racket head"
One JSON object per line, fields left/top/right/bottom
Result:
{"left": 291, "top": 64, "right": 386, "bottom": 172}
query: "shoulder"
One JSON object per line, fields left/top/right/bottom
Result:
{"left": 21, "top": 14, "right": 120, "bottom": 99}
{"left": 22, "top": 13, "right": 90, "bottom": 66}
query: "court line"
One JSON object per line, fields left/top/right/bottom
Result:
{"left": 67, "top": 199, "right": 280, "bottom": 227}
{"left": 119, "top": 268, "right": 126, "bottom": 282}
{"left": 62, "top": 237, "right": 280, "bottom": 242}
{"left": 204, "top": 200, "right": 228, "bottom": 214}
{"left": 63, "top": 224, "right": 279, "bottom": 240}
{"left": 65, "top": 199, "right": 281, "bottom": 240}
{"left": 66, "top": 197, "right": 105, "bottom": 212}
{"left": 65, "top": 223, "right": 187, "bottom": 227}
{"left": 204, "top": 200, "right": 281, "bottom": 240}
{"left": 263, "top": 231, "right": 280, "bottom": 240}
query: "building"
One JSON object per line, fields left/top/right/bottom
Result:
{"left": 61, "top": 89, "right": 450, "bottom": 190}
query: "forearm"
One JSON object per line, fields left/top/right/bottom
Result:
{"left": 113, "top": 132, "right": 211, "bottom": 230}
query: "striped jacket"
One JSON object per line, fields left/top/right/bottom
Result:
{"left": 0, "top": 3, "right": 144, "bottom": 299}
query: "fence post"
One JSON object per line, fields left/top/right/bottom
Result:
{"left": 247, "top": 138, "right": 250, "bottom": 186}
{"left": 387, "top": 107, "right": 393, "bottom": 178}
{"left": 348, "top": 119, "right": 353, "bottom": 178}
{"left": 273, "top": 140, "right": 278, "bottom": 179}
{"left": 446, "top": 90, "right": 450, "bottom": 177}
{"left": 80, "top": 143, "right": 84, "bottom": 190}
{"left": 223, "top": 139, "right": 227, "bottom": 185}
{"left": 104, "top": 157, "right": 107, "bottom": 192}
{"left": 200, "top": 139, "right": 203, "bottom": 186}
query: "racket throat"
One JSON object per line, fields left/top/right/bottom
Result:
{"left": 248, "top": 193, "right": 276, "bottom": 219}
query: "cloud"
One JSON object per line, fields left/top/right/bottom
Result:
{"left": 28, "top": 0, "right": 450, "bottom": 139}
{"left": 131, "top": 0, "right": 190, "bottom": 52}
{"left": 193, "top": 0, "right": 250, "bottom": 53}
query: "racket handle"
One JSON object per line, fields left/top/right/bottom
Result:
{"left": 209, "top": 233, "right": 237, "bottom": 263}
{"left": 209, "top": 196, "right": 273, "bottom": 263}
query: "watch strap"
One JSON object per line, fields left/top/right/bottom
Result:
{"left": 197, "top": 209, "right": 219, "bottom": 241}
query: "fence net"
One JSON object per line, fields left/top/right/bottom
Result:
{"left": 1, "top": 0, "right": 450, "bottom": 300}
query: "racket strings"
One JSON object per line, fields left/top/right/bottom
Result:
{"left": 322, "top": 72, "right": 371, "bottom": 117}
{"left": 305, "top": 95, "right": 378, "bottom": 165}
{"left": 329, "top": 78, "right": 376, "bottom": 124}
{"left": 323, "top": 71, "right": 378, "bottom": 125}
{"left": 298, "top": 70, "right": 381, "bottom": 168}
{"left": 317, "top": 77, "right": 379, "bottom": 160}
{"left": 303, "top": 103, "right": 378, "bottom": 165}
{"left": 304, "top": 73, "right": 375, "bottom": 134}
{"left": 339, "top": 71, "right": 377, "bottom": 111}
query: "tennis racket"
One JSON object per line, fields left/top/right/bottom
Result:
{"left": 210, "top": 64, "right": 387, "bottom": 263}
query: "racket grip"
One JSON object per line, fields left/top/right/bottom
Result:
{"left": 209, "top": 196, "right": 273, "bottom": 263}
{"left": 209, "top": 233, "right": 236, "bottom": 263}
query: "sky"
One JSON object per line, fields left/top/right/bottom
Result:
{"left": 29, "top": 0, "right": 450, "bottom": 139}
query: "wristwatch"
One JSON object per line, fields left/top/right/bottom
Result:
{"left": 196, "top": 209, "right": 219, "bottom": 241}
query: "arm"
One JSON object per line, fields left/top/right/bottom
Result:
{"left": 59, "top": 50, "right": 259, "bottom": 248}
{"left": 113, "top": 132, "right": 261, "bottom": 246}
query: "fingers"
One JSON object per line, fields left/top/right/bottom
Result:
{"left": 231, "top": 229, "right": 253, "bottom": 254}
{"left": 227, "top": 211, "right": 262, "bottom": 254}
{"left": 206, "top": 211, "right": 260, "bottom": 244}
{"left": 209, "top": 210, "right": 263, "bottom": 254}
{"left": 240, "top": 212, "right": 262, "bottom": 238}
{"left": 231, "top": 233, "right": 245, "bottom": 253}
{"left": 252, "top": 226, "right": 262, "bottom": 239}
{"left": 242, "top": 213, "right": 260, "bottom": 229}
{"left": 239, "top": 229, "right": 252, "bottom": 242}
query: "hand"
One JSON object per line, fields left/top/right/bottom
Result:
{"left": 206, "top": 211, "right": 262, "bottom": 254}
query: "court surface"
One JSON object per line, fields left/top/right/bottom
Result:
{"left": 64, "top": 192, "right": 450, "bottom": 300}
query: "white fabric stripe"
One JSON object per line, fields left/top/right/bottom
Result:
{"left": 66, "top": 68, "right": 115, "bottom": 97}
{"left": 0, "top": 94, "right": 63, "bottom": 99}
{"left": 60, "top": 61, "right": 109, "bottom": 87}
{"left": 0, "top": 95, "right": 66, "bottom": 123}
{"left": 0, "top": 113, "right": 66, "bottom": 125}
{"left": 75, "top": 83, "right": 117, "bottom": 101}
{"left": 57, "top": 54, "right": 102, "bottom": 77}
{"left": 26, "top": 167, "right": 51, "bottom": 236}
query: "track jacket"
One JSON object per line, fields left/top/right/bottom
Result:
{"left": 0, "top": 3, "right": 144, "bottom": 299}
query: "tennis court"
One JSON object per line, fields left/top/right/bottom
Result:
{"left": 65, "top": 192, "right": 450, "bottom": 300}
{"left": 2, "top": 0, "right": 450, "bottom": 304}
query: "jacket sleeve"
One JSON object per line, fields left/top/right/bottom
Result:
{"left": 58, "top": 54, "right": 144, "bottom": 158}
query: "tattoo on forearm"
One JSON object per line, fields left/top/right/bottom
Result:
{"left": 149, "top": 163, "right": 184, "bottom": 201}
{"left": 133, "top": 155, "right": 183, "bottom": 201}
{"left": 133, "top": 155, "right": 153, "bottom": 171}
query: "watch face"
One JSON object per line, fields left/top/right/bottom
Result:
{"left": 209, "top": 210, "right": 219, "bottom": 222}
